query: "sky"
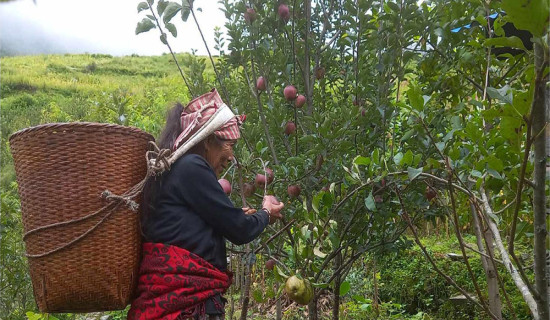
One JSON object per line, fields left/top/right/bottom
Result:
{"left": 0, "top": 0, "right": 228, "bottom": 56}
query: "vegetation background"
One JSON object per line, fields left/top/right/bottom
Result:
{"left": 1, "top": 0, "right": 548, "bottom": 319}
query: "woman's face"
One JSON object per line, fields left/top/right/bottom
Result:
{"left": 205, "top": 137, "right": 237, "bottom": 177}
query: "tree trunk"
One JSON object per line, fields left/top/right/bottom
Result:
{"left": 304, "top": 0, "right": 313, "bottom": 115}
{"left": 471, "top": 203, "right": 502, "bottom": 319}
{"left": 480, "top": 189, "right": 540, "bottom": 319}
{"left": 308, "top": 293, "right": 318, "bottom": 320}
{"left": 373, "top": 261, "right": 379, "bottom": 316}
{"left": 332, "top": 252, "right": 342, "bottom": 320}
{"left": 240, "top": 247, "right": 252, "bottom": 320}
{"left": 531, "top": 41, "right": 549, "bottom": 320}
{"left": 276, "top": 282, "right": 282, "bottom": 320}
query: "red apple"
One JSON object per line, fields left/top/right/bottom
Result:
{"left": 243, "top": 182, "right": 256, "bottom": 197}
{"left": 287, "top": 185, "right": 301, "bottom": 198}
{"left": 265, "top": 259, "right": 276, "bottom": 270}
{"left": 218, "top": 179, "right": 232, "bottom": 195}
{"left": 255, "top": 169, "right": 274, "bottom": 187}
{"left": 285, "top": 121, "right": 296, "bottom": 135}
{"left": 315, "top": 67, "right": 325, "bottom": 80}
{"left": 244, "top": 8, "right": 256, "bottom": 24}
{"left": 375, "top": 195, "right": 383, "bottom": 203}
{"left": 255, "top": 174, "right": 266, "bottom": 187}
{"left": 265, "top": 168, "right": 274, "bottom": 184}
{"left": 278, "top": 4, "right": 290, "bottom": 22}
{"left": 360, "top": 107, "right": 367, "bottom": 117}
{"left": 295, "top": 94, "right": 306, "bottom": 108}
{"left": 256, "top": 76, "right": 266, "bottom": 91}
{"left": 425, "top": 186, "right": 437, "bottom": 201}
{"left": 321, "top": 186, "right": 329, "bottom": 192}
{"left": 284, "top": 85, "right": 297, "bottom": 101}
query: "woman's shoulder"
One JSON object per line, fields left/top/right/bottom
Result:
{"left": 172, "top": 154, "right": 213, "bottom": 176}
{"left": 179, "top": 153, "right": 207, "bottom": 165}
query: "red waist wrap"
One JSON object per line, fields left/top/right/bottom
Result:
{"left": 127, "top": 243, "right": 232, "bottom": 320}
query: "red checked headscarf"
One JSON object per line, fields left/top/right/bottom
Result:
{"left": 173, "top": 88, "right": 246, "bottom": 151}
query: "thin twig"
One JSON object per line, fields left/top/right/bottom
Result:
{"left": 254, "top": 219, "right": 296, "bottom": 254}
{"left": 242, "top": 63, "right": 280, "bottom": 165}
{"left": 463, "top": 243, "right": 503, "bottom": 265}
{"left": 444, "top": 157, "right": 491, "bottom": 311}
{"left": 189, "top": 2, "right": 231, "bottom": 106}
{"left": 147, "top": 3, "right": 193, "bottom": 97}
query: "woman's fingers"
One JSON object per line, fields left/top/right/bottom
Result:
{"left": 272, "top": 201, "right": 284, "bottom": 212}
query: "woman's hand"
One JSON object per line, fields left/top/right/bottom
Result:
{"left": 242, "top": 207, "right": 257, "bottom": 215}
{"left": 262, "top": 195, "right": 284, "bottom": 224}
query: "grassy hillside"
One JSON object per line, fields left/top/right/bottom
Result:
{"left": 1, "top": 52, "right": 216, "bottom": 188}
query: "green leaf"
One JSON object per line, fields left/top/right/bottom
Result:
{"left": 312, "top": 194, "right": 321, "bottom": 213}
{"left": 486, "top": 155, "right": 504, "bottom": 171}
{"left": 393, "top": 152, "right": 403, "bottom": 166}
{"left": 181, "top": 0, "right": 193, "bottom": 21}
{"left": 387, "top": 1, "right": 399, "bottom": 12}
{"left": 137, "top": 2, "right": 149, "bottom": 13}
{"left": 26, "top": 312, "right": 42, "bottom": 320}
{"left": 471, "top": 170, "right": 483, "bottom": 178}
{"left": 165, "top": 22, "right": 177, "bottom": 37}
{"left": 353, "top": 156, "right": 371, "bottom": 166}
{"left": 274, "top": 265, "right": 288, "bottom": 280}
{"left": 314, "top": 247, "right": 327, "bottom": 258}
{"left": 301, "top": 225, "right": 311, "bottom": 239}
{"left": 157, "top": 0, "right": 168, "bottom": 17}
{"left": 401, "top": 129, "right": 415, "bottom": 141}
{"left": 502, "top": 0, "right": 549, "bottom": 37}
{"left": 401, "top": 150, "right": 413, "bottom": 166}
{"left": 252, "top": 288, "right": 264, "bottom": 303}
{"left": 407, "top": 167, "right": 423, "bottom": 181}
{"left": 339, "top": 281, "right": 351, "bottom": 296}
{"left": 484, "top": 36, "right": 527, "bottom": 51}
{"left": 513, "top": 89, "right": 532, "bottom": 116}
{"left": 163, "top": 2, "right": 181, "bottom": 24}
{"left": 372, "top": 148, "right": 380, "bottom": 165}
{"left": 312, "top": 282, "right": 330, "bottom": 288}
{"left": 423, "top": 95, "right": 431, "bottom": 106}
{"left": 487, "top": 168, "right": 503, "bottom": 180}
{"left": 160, "top": 33, "right": 167, "bottom": 44}
{"left": 365, "top": 192, "right": 376, "bottom": 211}
{"left": 500, "top": 116, "right": 522, "bottom": 139}
{"left": 407, "top": 83, "right": 423, "bottom": 111}
{"left": 321, "top": 192, "right": 334, "bottom": 209}
{"left": 487, "top": 86, "right": 513, "bottom": 105}
{"left": 135, "top": 18, "right": 156, "bottom": 35}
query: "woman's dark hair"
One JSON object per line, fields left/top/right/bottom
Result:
{"left": 141, "top": 102, "right": 186, "bottom": 236}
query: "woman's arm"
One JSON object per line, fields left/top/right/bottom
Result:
{"left": 167, "top": 154, "right": 269, "bottom": 245}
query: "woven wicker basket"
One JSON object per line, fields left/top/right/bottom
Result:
{"left": 9, "top": 122, "right": 154, "bottom": 313}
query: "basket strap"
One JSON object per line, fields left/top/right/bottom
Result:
{"left": 22, "top": 179, "right": 149, "bottom": 258}
{"left": 23, "top": 202, "right": 125, "bottom": 258}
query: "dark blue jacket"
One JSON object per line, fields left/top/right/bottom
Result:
{"left": 142, "top": 153, "right": 269, "bottom": 314}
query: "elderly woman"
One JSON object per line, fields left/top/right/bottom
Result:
{"left": 128, "top": 89, "right": 284, "bottom": 320}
